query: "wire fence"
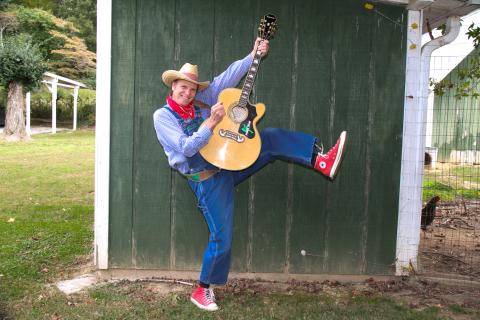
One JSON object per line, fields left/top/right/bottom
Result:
{"left": 419, "top": 55, "right": 480, "bottom": 280}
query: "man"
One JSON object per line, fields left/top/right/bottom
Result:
{"left": 153, "top": 38, "right": 347, "bottom": 311}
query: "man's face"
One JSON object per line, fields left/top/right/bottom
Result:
{"left": 171, "top": 80, "right": 198, "bottom": 105}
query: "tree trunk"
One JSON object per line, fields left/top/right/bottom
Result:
{"left": 3, "top": 81, "right": 28, "bottom": 141}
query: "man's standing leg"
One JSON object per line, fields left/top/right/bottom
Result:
{"left": 188, "top": 172, "right": 235, "bottom": 311}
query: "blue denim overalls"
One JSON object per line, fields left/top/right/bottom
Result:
{"left": 165, "top": 106, "right": 317, "bottom": 284}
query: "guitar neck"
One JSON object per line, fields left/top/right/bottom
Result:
{"left": 239, "top": 50, "right": 263, "bottom": 107}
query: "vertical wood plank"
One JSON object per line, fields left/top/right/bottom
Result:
{"left": 321, "top": 0, "right": 376, "bottom": 274}
{"left": 132, "top": 0, "right": 175, "bottom": 268}
{"left": 109, "top": 0, "right": 136, "bottom": 267}
{"left": 212, "top": 0, "right": 255, "bottom": 272}
{"left": 249, "top": 0, "right": 295, "bottom": 273}
{"left": 170, "top": 0, "right": 215, "bottom": 271}
{"left": 287, "top": 0, "right": 334, "bottom": 274}
{"left": 365, "top": 4, "right": 406, "bottom": 274}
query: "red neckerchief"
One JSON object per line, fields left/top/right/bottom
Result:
{"left": 166, "top": 96, "right": 194, "bottom": 120}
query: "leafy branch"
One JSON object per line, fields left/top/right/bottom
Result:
{"left": 430, "top": 23, "right": 480, "bottom": 99}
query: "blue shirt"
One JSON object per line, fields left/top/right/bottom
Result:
{"left": 153, "top": 54, "right": 253, "bottom": 174}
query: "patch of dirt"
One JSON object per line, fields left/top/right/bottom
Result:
{"left": 219, "top": 277, "right": 480, "bottom": 316}
{"left": 419, "top": 198, "right": 480, "bottom": 278}
{"left": 142, "top": 282, "right": 191, "bottom": 297}
{"left": 85, "top": 276, "right": 480, "bottom": 319}
{"left": 0, "top": 298, "right": 12, "bottom": 320}
{"left": 110, "top": 278, "right": 193, "bottom": 300}
{"left": 361, "top": 277, "right": 480, "bottom": 310}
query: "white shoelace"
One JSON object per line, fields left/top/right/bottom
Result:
{"left": 206, "top": 288, "right": 216, "bottom": 302}
{"left": 315, "top": 143, "right": 324, "bottom": 155}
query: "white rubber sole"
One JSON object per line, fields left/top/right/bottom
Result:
{"left": 329, "top": 131, "right": 347, "bottom": 179}
{"left": 190, "top": 297, "right": 219, "bottom": 311}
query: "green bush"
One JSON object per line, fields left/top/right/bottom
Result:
{"left": 423, "top": 179, "right": 455, "bottom": 202}
{"left": 0, "top": 34, "right": 47, "bottom": 91}
{"left": 0, "top": 79, "right": 95, "bottom": 126}
{"left": 423, "top": 177, "right": 480, "bottom": 202}
{"left": 28, "top": 87, "right": 95, "bottom": 125}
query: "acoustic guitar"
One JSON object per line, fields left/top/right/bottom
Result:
{"left": 200, "top": 14, "right": 277, "bottom": 171}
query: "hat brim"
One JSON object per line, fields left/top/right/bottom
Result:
{"left": 162, "top": 70, "right": 210, "bottom": 91}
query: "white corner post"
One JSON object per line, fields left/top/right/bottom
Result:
{"left": 396, "top": 10, "right": 423, "bottom": 275}
{"left": 94, "top": 0, "right": 112, "bottom": 269}
{"left": 25, "top": 91, "right": 31, "bottom": 136}
{"left": 51, "top": 77, "right": 58, "bottom": 134}
{"left": 73, "top": 85, "right": 79, "bottom": 130}
{"left": 396, "top": 13, "right": 461, "bottom": 275}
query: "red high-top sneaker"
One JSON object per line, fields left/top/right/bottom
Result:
{"left": 190, "top": 286, "right": 218, "bottom": 311}
{"left": 314, "top": 131, "right": 347, "bottom": 180}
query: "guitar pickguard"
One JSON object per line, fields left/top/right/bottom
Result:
{"left": 237, "top": 103, "right": 257, "bottom": 139}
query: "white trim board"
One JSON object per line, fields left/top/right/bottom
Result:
{"left": 396, "top": 11, "right": 461, "bottom": 275}
{"left": 94, "top": 0, "right": 112, "bottom": 270}
{"left": 396, "top": 10, "right": 424, "bottom": 275}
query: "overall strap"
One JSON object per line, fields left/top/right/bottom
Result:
{"left": 163, "top": 105, "right": 203, "bottom": 136}
{"left": 162, "top": 105, "right": 217, "bottom": 174}
{"left": 163, "top": 105, "right": 182, "bottom": 120}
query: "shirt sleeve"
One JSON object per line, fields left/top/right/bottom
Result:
{"left": 153, "top": 108, "right": 212, "bottom": 158}
{"left": 196, "top": 54, "right": 253, "bottom": 107}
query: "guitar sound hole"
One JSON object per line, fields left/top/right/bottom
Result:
{"left": 228, "top": 104, "right": 248, "bottom": 123}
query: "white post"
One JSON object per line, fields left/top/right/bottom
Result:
{"left": 25, "top": 91, "right": 31, "bottom": 136}
{"left": 73, "top": 86, "right": 79, "bottom": 130}
{"left": 95, "top": 0, "right": 112, "bottom": 269}
{"left": 396, "top": 10, "right": 423, "bottom": 275}
{"left": 396, "top": 13, "right": 461, "bottom": 275}
{"left": 51, "top": 78, "right": 58, "bottom": 134}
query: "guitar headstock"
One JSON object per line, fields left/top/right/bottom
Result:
{"left": 258, "top": 14, "right": 277, "bottom": 40}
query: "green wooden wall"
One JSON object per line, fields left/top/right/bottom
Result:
{"left": 432, "top": 50, "right": 480, "bottom": 163}
{"left": 109, "top": 0, "right": 406, "bottom": 275}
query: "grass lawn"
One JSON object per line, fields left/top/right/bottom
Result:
{"left": 0, "top": 130, "right": 479, "bottom": 319}
{"left": 423, "top": 165, "right": 480, "bottom": 201}
{"left": 12, "top": 282, "right": 450, "bottom": 320}
{"left": 0, "top": 130, "right": 94, "bottom": 312}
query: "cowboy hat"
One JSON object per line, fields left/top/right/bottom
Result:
{"left": 162, "top": 63, "right": 210, "bottom": 90}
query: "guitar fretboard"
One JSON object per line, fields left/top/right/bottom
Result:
{"left": 239, "top": 49, "right": 263, "bottom": 107}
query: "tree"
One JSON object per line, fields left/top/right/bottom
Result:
{"left": 0, "top": 34, "right": 46, "bottom": 141}
{"left": 2, "top": 6, "right": 95, "bottom": 84}
{"left": 0, "top": 12, "right": 18, "bottom": 45}
{"left": 0, "top": 0, "right": 10, "bottom": 9}
{"left": 431, "top": 23, "right": 480, "bottom": 98}
{"left": 14, "top": 6, "right": 65, "bottom": 59}
{"left": 47, "top": 11, "right": 96, "bottom": 85}
{"left": 55, "top": 0, "right": 96, "bottom": 52}
{"left": 49, "top": 29, "right": 96, "bottom": 81}
{"left": 10, "top": 0, "right": 54, "bottom": 12}
{"left": 5, "top": 1, "right": 96, "bottom": 53}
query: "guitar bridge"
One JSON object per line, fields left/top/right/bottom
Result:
{"left": 219, "top": 129, "right": 245, "bottom": 143}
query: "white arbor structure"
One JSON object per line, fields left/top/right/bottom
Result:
{"left": 26, "top": 72, "right": 87, "bottom": 135}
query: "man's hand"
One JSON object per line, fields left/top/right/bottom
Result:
{"left": 251, "top": 37, "right": 269, "bottom": 58}
{"left": 204, "top": 102, "right": 225, "bottom": 130}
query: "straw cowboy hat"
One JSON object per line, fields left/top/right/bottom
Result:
{"left": 162, "top": 63, "right": 210, "bottom": 90}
